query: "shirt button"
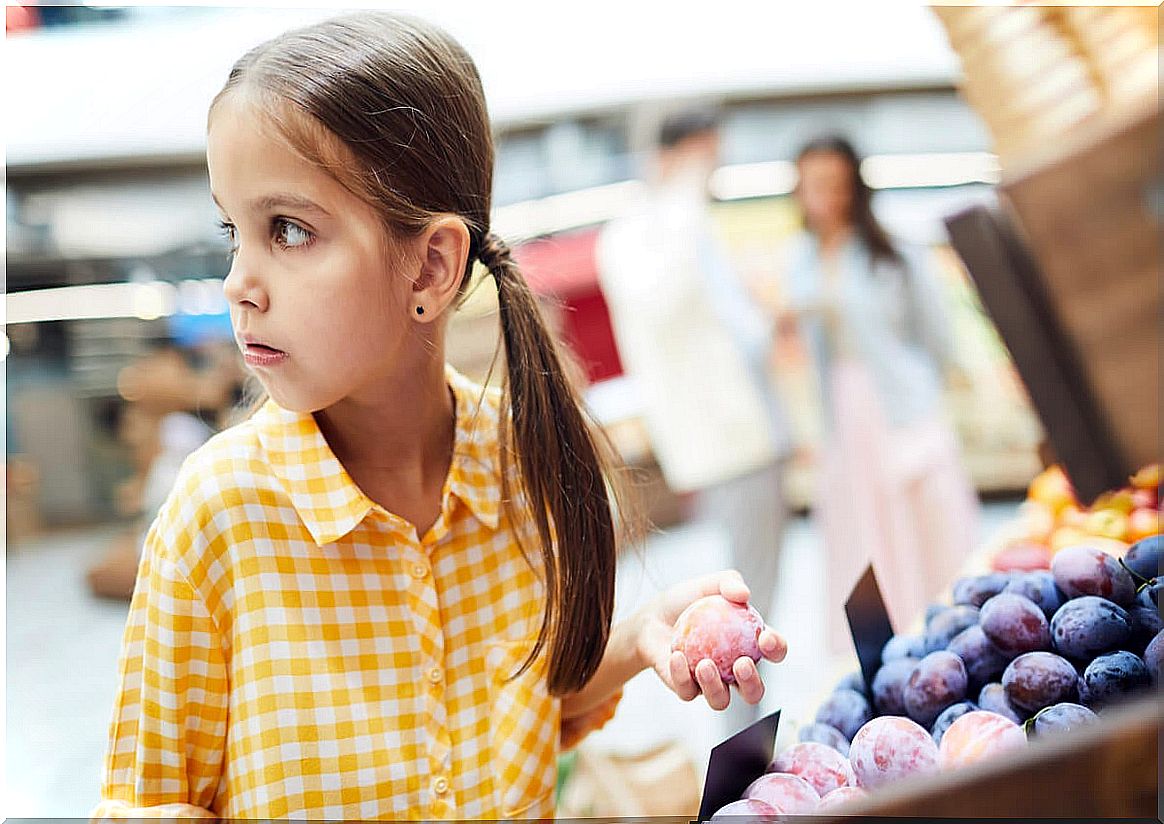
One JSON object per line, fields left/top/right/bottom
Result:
{"left": 427, "top": 667, "right": 443, "bottom": 684}
{"left": 411, "top": 561, "right": 429, "bottom": 580}
{"left": 433, "top": 775, "right": 449, "bottom": 796}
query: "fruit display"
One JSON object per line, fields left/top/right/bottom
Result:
{"left": 707, "top": 541, "right": 1160, "bottom": 817}
{"left": 995, "top": 464, "right": 1161, "bottom": 571}
{"left": 704, "top": 466, "right": 1160, "bottom": 819}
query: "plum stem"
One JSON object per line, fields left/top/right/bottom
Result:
{"left": 1118, "top": 556, "right": 1154, "bottom": 587}
{"left": 1022, "top": 706, "right": 1048, "bottom": 739}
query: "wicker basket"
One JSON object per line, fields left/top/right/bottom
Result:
{"left": 932, "top": 5, "right": 1158, "bottom": 169}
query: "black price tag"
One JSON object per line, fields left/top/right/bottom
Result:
{"left": 695, "top": 709, "right": 780, "bottom": 822}
{"left": 844, "top": 566, "right": 894, "bottom": 692}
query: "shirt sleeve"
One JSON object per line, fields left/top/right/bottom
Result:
{"left": 777, "top": 232, "right": 825, "bottom": 314}
{"left": 558, "top": 688, "right": 623, "bottom": 752}
{"left": 697, "top": 229, "right": 774, "bottom": 365}
{"left": 92, "top": 518, "right": 229, "bottom": 820}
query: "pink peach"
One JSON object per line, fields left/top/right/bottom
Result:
{"left": 938, "top": 710, "right": 1027, "bottom": 769}
{"left": 769, "top": 742, "right": 855, "bottom": 797}
{"left": 848, "top": 716, "right": 940, "bottom": 790}
{"left": 709, "top": 798, "right": 779, "bottom": 820}
{"left": 743, "top": 771, "right": 821, "bottom": 814}
{"left": 671, "top": 595, "right": 765, "bottom": 684}
{"left": 816, "top": 785, "right": 869, "bottom": 811}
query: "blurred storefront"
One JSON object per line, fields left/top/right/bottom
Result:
{"left": 5, "top": 5, "right": 1044, "bottom": 537}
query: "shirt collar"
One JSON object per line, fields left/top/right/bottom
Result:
{"left": 255, "top": 364, "right": 502, "bottom": 546}
{"left": 443, "top": 363, "right": 503, "bottom": 530}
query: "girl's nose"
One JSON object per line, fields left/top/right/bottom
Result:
{"left": 222, "top": 256, "right": 268, "bottom": 312}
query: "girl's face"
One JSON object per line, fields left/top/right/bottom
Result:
{"left": 207, "top": 94, "right": 416, "bottom": 413}
{"left": 796, "top": 150, "right": 855, "bottom": 234}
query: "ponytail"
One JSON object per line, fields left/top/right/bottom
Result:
{"left": 477, "top": 232, "right": 619, "bottom": 696}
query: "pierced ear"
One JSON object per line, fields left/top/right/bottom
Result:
{"left": 411, "top": 216, "right": 470, "bottom": 320}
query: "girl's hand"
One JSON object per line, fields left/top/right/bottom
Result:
{"left": 635, "top": 570, "right": 787, "bottom": 711}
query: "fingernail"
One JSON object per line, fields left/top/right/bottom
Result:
{"left": 738, "top": 666, "right": 752, "bottom": 681}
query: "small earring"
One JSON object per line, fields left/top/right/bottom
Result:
{"left": 415, "top": 306, "right": 425, "bottom": 316}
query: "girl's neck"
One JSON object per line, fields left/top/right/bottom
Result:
{"left": 313, "top": 357, "right": 455, "bottom": 504}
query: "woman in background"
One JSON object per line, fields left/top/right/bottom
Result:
{"left": 781, "top": 135, "right": 980, "bottom": 650}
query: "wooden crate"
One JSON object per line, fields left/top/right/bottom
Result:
{"left": 946, "top": 99, "right": 1159, "bottom": 503}
{"left": 1001, "top": 99, "right": 1160, "bottom": 483}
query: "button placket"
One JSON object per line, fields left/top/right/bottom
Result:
{"left": 404, "top": 540, "right": 452, "bottom": 783}
{"left": 429, "top": 773, "right": 455, "bottom": 819}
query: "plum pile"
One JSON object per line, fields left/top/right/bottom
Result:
{"left": 708, "top": 709, "right": 1025, "bottom": 817}
{"left": 709, "top": 535, "right": 1162, "bottom": 818}
{"left": 841, "top": 535, "right": 1158, "bottom": 731}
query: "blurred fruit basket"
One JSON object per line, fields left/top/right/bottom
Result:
{"left": 990, "top": 464, "right": 1161, "bottom": 573}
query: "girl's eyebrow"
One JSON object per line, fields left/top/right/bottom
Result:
{"left": 253, "top": 193, "right": 332, "bottom": 217}
{"left": 211, "top": 191, "right": 331, "bottom": 217}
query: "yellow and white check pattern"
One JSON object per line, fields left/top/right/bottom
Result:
{"left": 93, "top": 365, "right": 617, "bottom": 820}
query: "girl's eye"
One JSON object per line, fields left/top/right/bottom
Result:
{"left": 217, "top": 220, "right": 238, "bottom": 252}
{"left": 274, "top": 218, "right": 314, "bottom": 250}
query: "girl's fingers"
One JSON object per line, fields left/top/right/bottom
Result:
{"left": 669, "top": 651, "right": 700, "bottom": 702}
{"left": 695, "top": 659, "right": 731, "bottom": 711}
{"left": 717, "top": 570, "right": 751, "bottom": 605}
{"left": 733, "top": 657, "right": 765, "bottom": 705}
{"left": 759, "top": 629, "right": 788, "bottom": 663}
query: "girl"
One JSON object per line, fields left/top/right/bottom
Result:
{"left": 93, "top": 12, "right": 786, "bottom": 821}
{"left": 780, "top": 134, "right": 980, "bottom": 650}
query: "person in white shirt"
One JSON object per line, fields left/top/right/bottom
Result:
{"left": 596, "top": 109, "right": 794, "bottom": 729}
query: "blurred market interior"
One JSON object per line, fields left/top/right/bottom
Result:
{"left": 4, "top": 2, "right": 1098, "bottom": 817}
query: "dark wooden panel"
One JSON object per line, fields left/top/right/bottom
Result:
{"left": 1002, "top": 103, "right": 1161, "bottom": 491}
{"left": 946, "top": 203, "right": 1127, "bottom": 502}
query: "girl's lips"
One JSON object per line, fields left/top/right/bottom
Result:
{"left": 242, "top": 343, "right": 288, "bottom": 367}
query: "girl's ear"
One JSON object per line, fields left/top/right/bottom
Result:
{"left": 410, "top": 216, "right": 471, "bottom": 321}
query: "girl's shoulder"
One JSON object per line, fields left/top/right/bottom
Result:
{"left": 447, "top": 363, "right": 501, "bottom": 406}
{"left": 446, "top": 363, "right": 505, "bottom": 439}
{"left": 148, "top": 412, "right": 275, "bottom": 543}
{"left": 177, "top": 411, "right": 269, "bottom": 482}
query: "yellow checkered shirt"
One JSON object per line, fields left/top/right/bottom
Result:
{"left": 93, "top": 365, "right": 611, "bottom": 820}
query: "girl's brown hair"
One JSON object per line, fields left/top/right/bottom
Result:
{"left": 796, "top": 134, "right": 902, "bottom": 265}
{"left": 211, "top": 12, "right": 619, "bottom": 695}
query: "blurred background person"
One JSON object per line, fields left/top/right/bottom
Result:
{"left": 85, "top": 340, "right": 244, "bottom": 600}
{"left": 779, "top": 134, "right": 980, "bottom": 649}
{"left": 596, "top": 108, "right": 794, "bottom": 731}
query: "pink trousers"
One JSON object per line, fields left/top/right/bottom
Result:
{"left": 818, "top": 361, "right": 980, "bottom": 653}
